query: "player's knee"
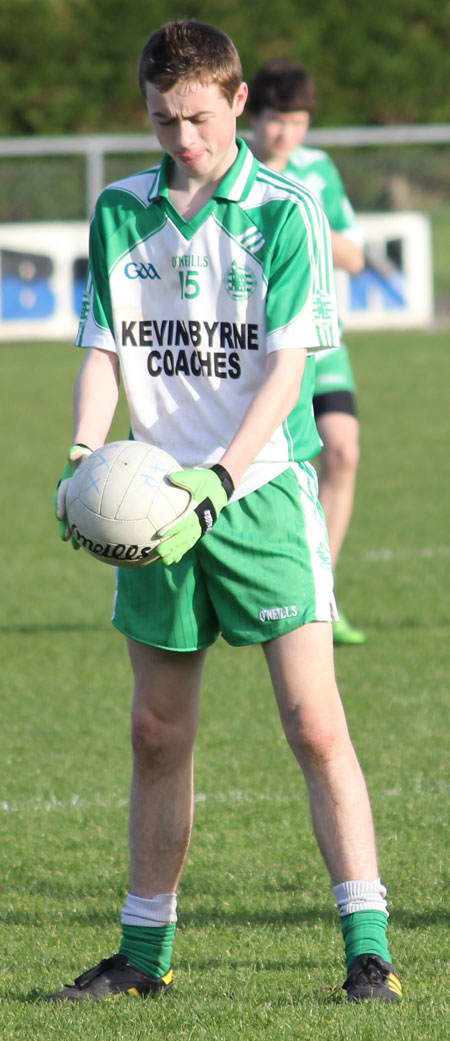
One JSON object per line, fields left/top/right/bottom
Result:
{"left": 322, "top": 437, "right": 360, "bottom": 477}
{"left": 131, "top": 706, "right": 196, "bottom": 770}
{"left": 283, "top": 706, "right": 346, "bottom": 767}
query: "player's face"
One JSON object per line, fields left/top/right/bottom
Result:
{"left": 250, "top": 109, "right": 310, "bottom": 168}
{"left": 145, "top": 79, "right": 248, "bottom": 184}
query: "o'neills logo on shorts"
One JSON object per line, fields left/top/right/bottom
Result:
{"left": 259, "top": 605, "right": 299, "bottom": 622}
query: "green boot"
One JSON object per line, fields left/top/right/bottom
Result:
{"left": 333, "top": 611, "right": 366, "bottom": 645}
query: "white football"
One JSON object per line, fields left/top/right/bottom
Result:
{"left": 65, "top": 440, "right": 192, "bottom": 567}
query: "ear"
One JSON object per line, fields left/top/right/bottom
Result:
{"left": 233, "top": 82, "right": 248, "bottom": 117}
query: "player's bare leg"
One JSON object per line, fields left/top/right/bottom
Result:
{"left": 315, "top": 412, "right": 359, "bottom": 569}
{"left": 263, "top": 621, "right": 401, "bottom": 999}
{"left": 316, "top": 412, "right": 365, "bottom": 644}
{"left": 263, "top": 622, "right": 377, "bottom": 882}
{"left": 127, "top": 638, "right": 206, "bottom": 896}
{"left": 45, "top": 641, "right": 205, "bottom": 1001}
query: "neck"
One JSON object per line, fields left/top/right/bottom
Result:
{"left": 252, "top": 146, "right": 287, "bottom": 173}
{"left": 169, "top": 179, "right": 218, "bottom": 220}
{"left": 264, "top": 156, "right": 287, "bottom": 172}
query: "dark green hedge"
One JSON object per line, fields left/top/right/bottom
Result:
{"left": 1, "top": 0, "right": 449, "bottom": 135}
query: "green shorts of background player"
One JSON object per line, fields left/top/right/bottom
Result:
{"left": 50, "top": 20, "right": 401, "bottom": 1006}
{"left": 248, "top": 59, "right": 367, "bottom": 645}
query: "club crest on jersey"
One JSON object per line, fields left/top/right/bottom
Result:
{"left": 224, "top": 261, "right": 257, "bottom": 300}
{"left": 316, "top": 541, "right": 332, "bottom": 569}
{"left": 312, "top": 289, "right": 334, "bottom": 325}
{"left": 124, "top": 262, "right": 161, "bottom": 280}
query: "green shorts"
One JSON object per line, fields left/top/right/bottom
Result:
{"left": 112, "top": 464, "right": 336, "bottom": 651}
{"left": 314, "top": 345, "right": 356, "bottom": 397}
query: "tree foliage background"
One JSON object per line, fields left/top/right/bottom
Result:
{"left": 1, "top": 0, "right": 450, "bottom": 136}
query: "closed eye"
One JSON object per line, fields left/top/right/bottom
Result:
{"left": 152, "top": 112, "right": 213, "bottom": 127}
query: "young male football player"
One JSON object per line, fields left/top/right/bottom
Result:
{"left": 50, "top": 20, "right": 401, "bottom": 1004}
{"left": 248, "top": 60, "right": 366, "bottom": 644}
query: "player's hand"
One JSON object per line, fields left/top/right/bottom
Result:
{"left": 53, "top": 444, "right": 92, "bottom": 547}
{"left": 156, "top": 464, "right": 234, "bottom": 566}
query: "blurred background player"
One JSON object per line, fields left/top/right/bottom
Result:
{"left": 248, "top": 60, "right": 366, "bottom": 645}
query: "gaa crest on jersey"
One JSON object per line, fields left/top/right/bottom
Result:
{"left": 224, "top": 261, "right": 257, "bottom": 301}
{"left": 124, "top": 261, "right": 161, "bottom": 280}
{"left": 312, "top": 289, "right": 335, "bottom": 325}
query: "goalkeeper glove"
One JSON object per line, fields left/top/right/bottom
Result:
{"left": 54, "top": 444, "right": 92, "bottom": 546}
{"left": 156, "top": 464, "right": 234, "bottom": 566}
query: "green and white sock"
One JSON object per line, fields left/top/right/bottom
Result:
{"left": 119, "top": 893, "right": 177, "bottom": 978}
{"left": 333, "top": 879, "right": 391, "bottom": 970}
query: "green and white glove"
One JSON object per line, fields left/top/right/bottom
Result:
{"left": 53, "top": 444, "right": 92, "bottom": 546}
{"left": 156, "top": 464, "right": 235, "bottom": 566}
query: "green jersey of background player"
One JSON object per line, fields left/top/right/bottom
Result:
{"left": 248, "top": 60, "right": 366, "bottom": 645}
{"left": 50, "top": 20, "right": 401, "bottom": 1004}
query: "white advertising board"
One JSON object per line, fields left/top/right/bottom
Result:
{"left": 335, "top": 212, "right": 434, "bottom": 330}
{"left": 0, "top": 214, "right": 434, "bottom": 342}
{"left": 0, "top": 222, "right": 88, "bottom": 342}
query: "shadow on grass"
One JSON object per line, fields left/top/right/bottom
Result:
{"left": 179, "top": 907, "right": 450, "bottom": 929}
{"left": 5, "top": 907, "right": 445, "bottom": 1006}
{"left": 3, "top": 904, "right": 449, "bottom": 930}
{"left": 1, "top": 906, "right": 336, "bottom": 929}
{"left": 7, "top": 954, "right": 344, "bottom": 1006}
{"left": 7, "top": 975, "right": 347, "bottom": 1006}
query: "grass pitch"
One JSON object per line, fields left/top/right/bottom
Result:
{"left": 0, "top": 331, "right": 449, "bottom": 1040}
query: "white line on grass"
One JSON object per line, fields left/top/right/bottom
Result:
{"left": 346, "top": 546, "right": 450, "bottom": 564}
{"left": 1, "top": 782, "right": 449, "bottom": 814}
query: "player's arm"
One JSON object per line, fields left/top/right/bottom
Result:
{"left": 54, "top": 347, "right": 120, "bottom": 543}
{"left": 320, "top": 156, "right": 364, "bottom": 276}
{"left": 156, "top": 348, "right": 306, "bottom": 565}
{"left": 72, "top": 346, "right": 120, "bottom": 448}
{"left": 219, "top": 346, "right": 306, "bottom": 487}
{"left": 330, "top": 229, "right": 364, "bottom": 276}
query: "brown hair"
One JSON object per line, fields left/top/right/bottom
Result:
{"left": 139, "top": 20, "right": 243, "bottom": 107}
{"left": 247, "top": 60, "right": 316, "bottom": 117}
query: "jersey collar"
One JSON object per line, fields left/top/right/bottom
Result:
{"left": 153, "top": 138, "right": 259, "bottom": 204}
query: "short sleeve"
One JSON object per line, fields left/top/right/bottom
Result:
{"left": 265, "top": 191, "right": 340, "bottom": 355}
{"left": 76, "top": 204, "right": 116, "bottom": 351}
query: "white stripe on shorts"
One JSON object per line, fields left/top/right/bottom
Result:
{"left": 291, "top": 461, "right": 338, "bottom": 622}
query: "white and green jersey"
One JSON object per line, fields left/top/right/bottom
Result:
{"left": 77, "top": 139, "right": 339, "bottom": 499}
{"left": 285, "top": 146, "right": 361, "bottom": 243}
{"left": 285, "top": 146, "right": 362, "bottom": 389}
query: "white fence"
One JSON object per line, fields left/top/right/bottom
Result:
{"left": 1, "top": 124, "right": 449, "bottom": 216}
{"left": 0, "top": 124, "right": 444, "bottom": 339}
